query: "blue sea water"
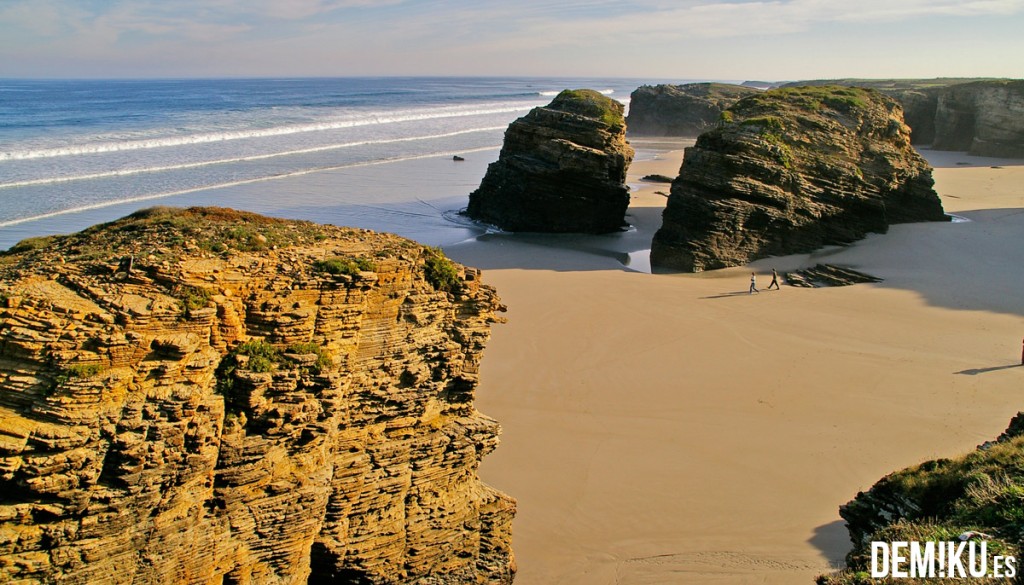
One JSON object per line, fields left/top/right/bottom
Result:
{"left": 0, "top": 77, "right": 691, "bottom": 250}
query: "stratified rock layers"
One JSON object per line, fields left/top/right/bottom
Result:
{"left": 0, "top": 208, "right": 514, "bottom": 584}
{"left": 625, "top": 83, "right": 759, "bottom": 136}
{"left": 466, "top": 89, "right": 634, "bottom": 233}
{"left": 931, "top": 80, "right": 1024, "bottom": 157}
{"left": 651, "top": 86, "right": 948, "bottom": 272}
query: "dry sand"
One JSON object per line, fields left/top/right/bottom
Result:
{"left": 445, "top": 139, "right": 1024, "bottom": 584}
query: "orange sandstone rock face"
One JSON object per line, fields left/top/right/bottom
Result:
{"left": 0, "top": 207, "right": 514, "bottom": 584}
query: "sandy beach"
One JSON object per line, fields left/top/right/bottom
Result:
{"left": 446, "top": 139, "right": 1024, "bottom": 584}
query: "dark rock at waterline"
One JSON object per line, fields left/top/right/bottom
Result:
{"left": 641, "top": 174, "right": 675, "bottom": 183}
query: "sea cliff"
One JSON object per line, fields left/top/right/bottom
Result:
{"left": 782, "top": 79, "right": 1024, "bottom": 157}
{"left": 0, "top": 207, "right": 514, "bottom": 584}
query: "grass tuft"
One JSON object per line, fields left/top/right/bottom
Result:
{"left": 423, "top": 247, "right": 460, "bottom": 293}
{"left": 313, "top": 256, "right": 376, "bottom": 277}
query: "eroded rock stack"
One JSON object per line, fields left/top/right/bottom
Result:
{"left": 625, "top": 83, "right": 759, "bottom": 136}
{"left": 466, "top": 89, "right": 634, "bottom": 233}
{"left": 651, "top": 86, "right": 948, "bottom": 272}
{"left": 0, "top": 207, "right": 514, "bottom": 584}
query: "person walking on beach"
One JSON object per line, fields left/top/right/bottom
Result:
{"left": 767, "top": 268, "right": 780, "bottom": 290}
{"left": 749, "top": 272, "right": 759, "bottom": 294}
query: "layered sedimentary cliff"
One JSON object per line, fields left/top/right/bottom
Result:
{"left": 930, "top": 80, "right": 1024, "bottom": 157}
{"left": 0, "top": 207, "right": 514, "bottom": 584}
{"left": 817, "top": 413, "right": 1024, "bottom": 584}
{"left": 651, "top": 86, "right": 948, "bottom": 272}
{"left": 625, "top": 83, "right": 759, "bottom": 136}
{"left": 466, "top": 89, "right": 634, "bottom": 233}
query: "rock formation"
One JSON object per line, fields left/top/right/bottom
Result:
{"left": 625, "top": 83, "right": 759, "bottom": 136}
{"left": 930, "top": 80, "right": 1024, "bottom": 157}
{"left": 651, "top": 86, "right": 948, "bottom": 272}
{"left": 817, "top": 413, "right": 1024, "bottom": 584}
{"left": 783, "top": 265, "right": 882, "bottom": 288}
{"left": 781, "top": 79, "right": 1024, "bottom": 157}
{"left": 0, "top": 207, "right": 515, "bottom": 584}
{"left": 466, "top": 89, "right": 634, "bottom": 233}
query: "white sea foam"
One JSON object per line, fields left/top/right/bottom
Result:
{"left": 0, "top": 146, "right": 500, "bottom": 228}
{"left": 0, "top": 102, "right": 536, "bottom": 161}
{"left": 0, "top": 126, "right": 506, "bottom": 190}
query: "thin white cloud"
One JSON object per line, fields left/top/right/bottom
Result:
{"left": 208, "top": 0, "right": 406, "bottom": 21}
{"left": 1, "top": 0, "right": 1022, "bottom": 77}
{"left": 493, "top": 0, "right": 1024, "bottom": 42}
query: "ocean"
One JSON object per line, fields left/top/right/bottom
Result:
{"left": 0, "top": 77, "right": 685, "bottom": 251}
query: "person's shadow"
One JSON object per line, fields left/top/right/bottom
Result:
{"left": 955, "top": 363, "right": 1021, "bottom": 375}
{"left": 700, "top": 291, "right": 753, "bottom": 299}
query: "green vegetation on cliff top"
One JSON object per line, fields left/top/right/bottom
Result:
{"left": 744, "top": 85, "right": 875, "bottom": 113}
{"left": 1, "top": 206, "right": 418, "bottom": 274}
{"left": 707, "top": 86, "right": 886, "bottom": 172}
{"left": 635, "top": 82, "right": 759, "bottom": 99}
{"left": 782, "top": 78, "right": 1002, "bottom": 91}
{"left": 550, "top": 88, "right": 625, "bottom": 127}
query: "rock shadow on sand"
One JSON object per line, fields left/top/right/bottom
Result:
{"left": 808, "top": 519, "right": 851, "bottom": 569}
{"left": 955, "top": 363, "right": 1022, "bottom": 375}
{"left": 446, "top": 206, "right": 666, "bottom": 273}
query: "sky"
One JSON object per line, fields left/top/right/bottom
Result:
{"left": 1, "top": 0, "right": 1022, "bottom": 80}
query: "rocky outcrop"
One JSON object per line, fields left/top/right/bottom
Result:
{"left": 783, "top": 265, "right": 882, "bottom": 288}
{"left": 625, "top": 83, "right": 759, "bottom": 136}
{"left": 466, "top": 89, "right": 634, "bottom": 233}
{"left": 817, "top": 413, "right": 1024, "bottom": 584}
{"left": 931, "top": 80, "right": 1024, "bottom": 157}
{"left": 780, "top": 79, "right": 1024, "bottom": 156}
{"left": 0, "top": 207, "right": 514, "bottom": 584}
{"left": 860, "top": 81, "right": 1024, "bottom": 157}
{"left": 651, "top": 86, "right": 948, "bottom": 272}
